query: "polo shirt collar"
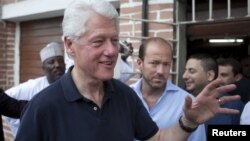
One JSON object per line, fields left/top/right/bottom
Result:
{"left": 60, "top": 66, "right": 115, "bottom": 103}
{"left": 131, "top": 78, "right": 178, "bottom": 98}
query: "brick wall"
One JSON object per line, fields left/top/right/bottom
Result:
{"left": 0, "top": 22, "right": 15, "bottom": 93}
{"left": 0, "top": 21, "right": 16, "bottom": 141}
{"left": 120, "top": 1, "right": 174, "bottom": 47}
{"left": 1, "top": 0, "right": 16, "bottom": 5}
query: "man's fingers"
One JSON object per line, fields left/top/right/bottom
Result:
{"left": 201, "top": 79, "right": 224, "bottom": 96}
{"left": 212, "top": 84, "right": 237, "bottom": 98}
{"left": 199, "top": 79, "right": 236, "bottom": 99}
{"left": 219, "top": 108, "right": 240, "bottom": 115}
{"left": 217, "top": 95, "right": 241, "bottom": 105}
{"left": 184, "top": 96, "right": 192, "bottom": 110}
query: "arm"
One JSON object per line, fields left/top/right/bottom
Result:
{"left": 0, "top": 88, "right": 28, "bottom": 118}
{"left": 148, "top": 79, "right": 241, "bottom": 141}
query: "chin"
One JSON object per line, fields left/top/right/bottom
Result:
{"left": 99, "top": 73, "right": 114, "bottom": 81}
{"left": 151, "top": 83, "right": 165, "bottom": 89}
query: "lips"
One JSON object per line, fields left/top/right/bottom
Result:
{"left": 53, "top": 70, "right": 64, "bottom": 76}
{"left": 100, "top": 61, "right": 113, "bottom": 65}
{"left": 152, "top": 76, "right": 165, "bottom": 83}
{"left": 184, "top": 81, "right": 193, "bottom": 88}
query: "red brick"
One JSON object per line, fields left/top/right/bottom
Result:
{"left": 160, "top": 11, "right": 173, "bottom": 19}
{"left": 121, "top": 5, "right": 142, "bottom": 14}
{"left": 149, "top": 3, "right": 174, "bottom": 11}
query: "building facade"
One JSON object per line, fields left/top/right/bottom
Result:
{"left": 1, "top": 0, "right": 250, "bottom": 140}
{"left": 0, "top": 0, "right": 174, "bottom": 140}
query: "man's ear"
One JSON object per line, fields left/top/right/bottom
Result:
{"left": 235, "top": 73, "right": 243, "bottom": 82}
{"left": 63, "top": 36, "right": 75, "bottom": 56}
{"left": 136, "top": 58, "right": 143, "bottom": 72}
{"left": 207, "top": 70, "right": 216, "bottom": 81}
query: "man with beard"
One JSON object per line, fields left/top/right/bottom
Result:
{"left": 4, "top": 42, "right": 65, "bottom": 137}
{"left": 130, "top": 37, "right": 206, "bottom": 141}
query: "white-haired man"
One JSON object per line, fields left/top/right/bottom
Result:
{"left": 16, "top": 1, "right": 240, "bottom": 141}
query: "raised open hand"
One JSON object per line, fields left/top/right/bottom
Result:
{"left": 183, "top": 79, "right": 241, "bottom": 125}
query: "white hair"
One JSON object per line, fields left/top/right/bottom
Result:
{"left": 62, "top": 0, "right": 119, "bottom": 41}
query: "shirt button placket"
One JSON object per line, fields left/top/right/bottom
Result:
{"left": 93, "top": 106, "right": 98, "bottom": 111}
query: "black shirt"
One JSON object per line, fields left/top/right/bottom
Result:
{"left": 15, "top": 68, "right": 158, "bottom": 141}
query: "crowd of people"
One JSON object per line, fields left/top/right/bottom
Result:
{"left": 0, "top": 0, "right": 249, "bottom": 141}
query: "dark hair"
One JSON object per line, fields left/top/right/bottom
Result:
{"left": 240, "top": 55, "right": 250, "bottom": 62}
{"left": 138, "top": 37, "right": 173, "bottom": 60}
{"left": 188, "top": 53, "right": 218, "bottom": 79}
{"left": 217, "top": 58, "right": 242, "bottom": 76}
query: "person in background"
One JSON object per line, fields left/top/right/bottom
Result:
{"left": 0, "top": 89, "right": 27, "bottom": 141}
{"left": 116, "top": 41, "right": 135, "bottom": 82}
{"left": 218, "top": 58, "right": 250, "bottom": 103}
{"left": 240, "top": 101, "right": 250, "bottom": 124}
{"left": 240, "top": 55, "right": 250, "bottom": 79}
{"left": 182, "top": 53, "right": 244, "bottom": 136}
{"left": 5, "top": 42, "right": 65, "bottom": 137}
{"left": 130, "top": 37, "right": 206, "bottom": 141}
{"left": 15, "top": 0, "right": 240, "bottom": 141}
{"left": 217, "top": 58, "right": 243, "bottom": 85}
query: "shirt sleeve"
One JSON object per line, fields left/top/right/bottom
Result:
{"left": 0, "top": 89, "right": 28, "bottom": 118}
{"left": 240, "top": 102, "right": 250, "bottom": 124}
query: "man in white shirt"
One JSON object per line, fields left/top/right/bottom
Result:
{"left": 5, "top": 42, "right": 65, "bottom": 136}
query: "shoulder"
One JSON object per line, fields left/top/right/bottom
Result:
{"left": 241, "top": 101, "right": 250, "bottom": 124}
{"left": 129, "top": 79, "right": 141, "bottom": 90}
{"left": 167, "top": 81, "right": 194, "bottom": 98}
{"left": 20, "top": 76, "right": 48, "bottom": 87}
{"left": 6, "top": 76, "right": 49, "bottom": 99}
{"left": 111, "top": 79, "right": 136, "bottom": 93}
{"left": 242, "top": 101, "right": 250, "bottom": 114}
{"left": 109, "top": 79, "right": 140, "bottom": 103}
{"left": 29, "top": 80, "right": 62, "bottom": 107}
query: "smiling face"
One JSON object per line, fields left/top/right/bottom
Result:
{"left": 65, "top": 12, "right": 119, "bottom": 81}
{"left": 182, "top": 59, "right": 214, "bottom": 96}
{"left": 43, "top": 56, "right": 65, "bottom": 84}
{"left": 138, "top": 40, "right": 172, "bottom": 90}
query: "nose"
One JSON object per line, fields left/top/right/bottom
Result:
{"left": 156, "top": 64, "right": 164, "bottom": 75}
{"left": 104, "top": 40, "right": 119, "bottom": 56}
{"left": 182, "top": 70, "right": 188, "bottom": 80}
{"left": 53, "top": 60, "right": 62, "bottom": 68}
{"left": 218, "top": 74, "right": 223, "bottom": 79}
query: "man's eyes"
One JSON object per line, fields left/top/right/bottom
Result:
{"left": 92, "top": 40, "right": 104, "bottom": 46}
{"left": 149, "top": 61, "right": 170, "bottom": 66}
{"left": 149, "top": 61, "right": 158, "bottom": 65}
{"left": 91, "top": 39, "right": 118, "bottom": 47}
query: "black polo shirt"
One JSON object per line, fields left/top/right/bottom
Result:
{"left": 16, "top": 68, "right": 158, "bottom": 141}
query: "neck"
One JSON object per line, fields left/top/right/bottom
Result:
{"left": 46, "top": 76, "right": 54, "bottom": 84}
{"left": 71, "top": 67, "right": 104, "bottom": 107}
{"left": 141, "top": 81, "right": 165, "bottom": 109}
{"left": 191, "top": 88, "right": 202, "bottom": 97}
